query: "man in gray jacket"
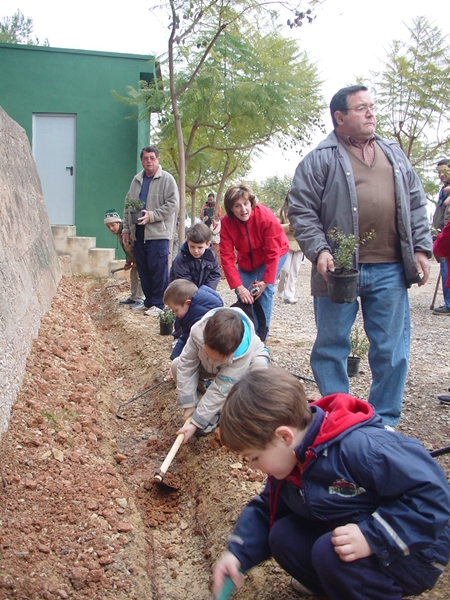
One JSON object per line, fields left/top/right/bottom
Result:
{"left": 122, "top": 146, "right": 179, "bottom": 316}
{"left": 289, "top": 85, "right": 431, "bottom": 428}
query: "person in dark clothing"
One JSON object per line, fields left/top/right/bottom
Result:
{"left": 170, "top": 222, "right": 221, "bottom": 290}
{"left": 213, "top": 366, "right": 450, "bottom": 600}
{"left": 163, "top": 279, "right": 223, "bottom": 360}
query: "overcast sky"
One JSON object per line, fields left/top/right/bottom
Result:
{"left": 2, "top": 0, "right": 448, "bottom": 181}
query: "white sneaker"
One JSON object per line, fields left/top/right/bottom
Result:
{"left": 131, "top": 302, "right": 147, "bottom": 312}
{"left": 284, "top": 298, "right": 298, "bottom": 304}
{"left": 144, "top": 306, "right": 163, "bottom": 316}
{"left": 277, "top": 292, "right": 284, "bottom": 300}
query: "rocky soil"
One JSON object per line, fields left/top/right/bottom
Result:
{"left": 0, "top": 261, "right": 449, "bottom": 600}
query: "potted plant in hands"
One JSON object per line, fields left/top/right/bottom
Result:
{"left": 347, "top": 324, "right": 370, "bottom": 377}
{"left": 326, "top": 227, "right": 376, "bottom": 303}
{"left": 159, "top": 308, "right": 175, "bottom": 336}
{"left": 125, "top": 198, "right": 145, "bottom": 225}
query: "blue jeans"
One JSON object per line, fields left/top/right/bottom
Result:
{"left": 311, "top": 263, "right": 410, "bottom": 427}
{"left": 440, "top": 260, "right": 450, "bottom": 307}
{"left": 133, "top": 237, "right": 169, "bottom": 309}
{"left": 238, "top": 252, "right": 288, "bottom": 340}
{"left": 270, "top": 514, "right": 442, "bottom": 600}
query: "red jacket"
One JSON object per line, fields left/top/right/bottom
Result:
{"left": 433, "top": 221, "right": 450, "bottom": 287}
{"left": 220, "top": 204, "right": 289, "bottom": 289}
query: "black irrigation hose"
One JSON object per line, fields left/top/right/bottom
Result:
{"left": 430, "top": 446, "right": 450, "bottom": 458}
{"left": 289, "top": 371, "right": 317, "bottom": 385}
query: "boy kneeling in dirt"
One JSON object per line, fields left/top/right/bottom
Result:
{"left": 213, "top": 366, "right": 450, "bottom": 600}
{"left": 163, "top": 279, "right": 223, "bottom": 360}
{"left": 172, "top": 308, "right": 269, "bottom": 443}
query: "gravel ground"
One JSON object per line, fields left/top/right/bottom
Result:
{"left": 0, "top": 258, "right": 449, "bottom": 600}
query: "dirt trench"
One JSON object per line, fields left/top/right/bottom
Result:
{"left": 0, "top": 276, "right": 292, "bottom": 600}
{"left": 1, "top": 269, "right": 449, "bottom": 600}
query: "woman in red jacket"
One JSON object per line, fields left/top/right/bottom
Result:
{"left": 434, "top": 221, "right": 450, "bottom": 287}
{"left": 221, "top": 184, "right": 289, "bottom": 340}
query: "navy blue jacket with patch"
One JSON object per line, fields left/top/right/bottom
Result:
{"left": 170, "top": 285, "right": 223, "bottom": 360}
{"left": 228, "top": 394, "right": 450, "bottom": 588}
{"left": 170, "top": 241, "right": 221, "bottom": 290}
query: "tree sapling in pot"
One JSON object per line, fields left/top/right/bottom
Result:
{"left": 326, "top": 227, "right": 376, "bottom": 303}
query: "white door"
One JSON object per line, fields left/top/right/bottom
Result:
{"left": 32, "top": 114, "right": 76, "bottom": 225}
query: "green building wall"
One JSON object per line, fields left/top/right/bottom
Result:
{"left": 0, "top": 42, "right": 156, "bottom": 252}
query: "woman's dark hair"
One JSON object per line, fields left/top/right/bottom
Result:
{"left": 223, "top": 184, "right": 256, "bottom": 218}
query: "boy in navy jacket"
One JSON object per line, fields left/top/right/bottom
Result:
{"left": 163, "top": 279, "right": 223, "bottom": 360}
{"left": 213, "top": 367, "right": 450, "bottom": 600}
{"left": 170, "top": 222, "right": 221, "bottom": 290}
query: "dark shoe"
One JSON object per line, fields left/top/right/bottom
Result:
{"left": 130, "top": 300, "right": 144, "bottom": 310}
{"left": 438, "top": 395, "right": 450, "bottom": 405}
{"left": 120, "top": 297, "right": 135, "bottom": 305}
{"left": 432, "top": 305, "right": 450, "bottom": 315}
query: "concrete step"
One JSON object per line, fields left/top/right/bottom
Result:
{"left": 51, "top": 226, "right": 77, "bottom": 254}
{"left": 87, "top": 247, "right": 116, "bottom": 277}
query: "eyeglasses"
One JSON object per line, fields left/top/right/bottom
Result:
{"left": 347, "top": 105, "right": 377, "bottom": 114}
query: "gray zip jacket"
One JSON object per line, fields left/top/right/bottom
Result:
{"left": 122, "top": 165, "right": 179, "bottom": 241}
{"left": 176, "top": 307, "right": 270, "bottom": 430}
{"left": 288, "top": 131, "right": 432, "bottom": 296}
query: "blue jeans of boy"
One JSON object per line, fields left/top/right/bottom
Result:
{"left": 269, "top": 515, "right": 446, "bottom": 600}
{"left": 311, "top": 263, "right": 410, "bottom": 427}
{"left": 238, "top": 252, "right": 287, "bottom": 340}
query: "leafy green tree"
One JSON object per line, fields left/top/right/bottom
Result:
{"left": 120, "top": 11, "right": 323, "bottom": 226}
{"left": 371, "top": 16, "right": 450, "bottom": 202}
{"left": 247, "top": 174, "right": 293, "bottom": 212}
{"left": 146, "top": 0, "right": 321, "bottom": 243}
{"left": 0, "top": 9, "right": 49, "bottom": 45}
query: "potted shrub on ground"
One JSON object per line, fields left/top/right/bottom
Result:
{"left": 347, "top": 324, "right": 370, "bottom": 377}
{"left": 159, "top": 308, "right": 175, "bottom": 336}
{"left": 326, "top": 227, "right": 376, "bottom": 303}
{"left": 125, "top": 198, "right": 145, "bottom": 225}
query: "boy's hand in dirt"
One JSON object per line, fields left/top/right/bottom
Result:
{"left": 212, "top": 551, "right": 243, "bottom": 597}
{"left": 177, "top": 422, "right": 197, "bottom": 443}
{"left": 331, "top": 523, "right": 373, "bottom": 562}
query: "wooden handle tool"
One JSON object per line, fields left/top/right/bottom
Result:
{"left": 154, "top": 416, "right": 192, "bottom": 482}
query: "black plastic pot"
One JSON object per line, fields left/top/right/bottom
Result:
{"left": 131, "top": 210, "right": 145, "bottom": 224}
{"left": 327, "top": 268, "right": 359, "bottom": 304}
{"left": 347, "top": 356, "right": 361, "bottom": 377}
{"left": 160, "top": 322, "right": 174, "bottom": 336}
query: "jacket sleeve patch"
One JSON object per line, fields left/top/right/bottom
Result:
{"left": 329, "top": 478, "right": 366, "bottom": 497}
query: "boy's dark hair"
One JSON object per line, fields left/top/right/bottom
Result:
{"left": 186, "top": 222, "right": 212, "bottom": 244}
{"left": 164, "top": 279, "right": 198, "bottom": 306}
{"left": 437, "top": 158, "right": 449, "bottom": 167}
{"left": 203, "top": 309, "right": 244, "bottom": 356}
{"left": 220, "top": 367, "right": 312, "bottom": 452}
{"left": 330, "top": 85, "right": 368, "bottom": 128}
{"left": 140, "top": 145, "right": 159, "bottom": 158}
{"left": 224, "top": 184, "right": 256, "bottom": 218}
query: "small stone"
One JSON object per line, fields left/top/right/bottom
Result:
{"left": 52, "top": 448, "right": 64, "bottom": 463}
{"left": 38, "top": 544, "right": 51, "bottom": 554}
{"left": 116, "top": 521, "right": 132, "bottom": 533}
{"left": 115, "top": 498, "right": 127, "bottom": 509}
{"left": 113, "top": 454, "right": 127, "bottom": 464}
